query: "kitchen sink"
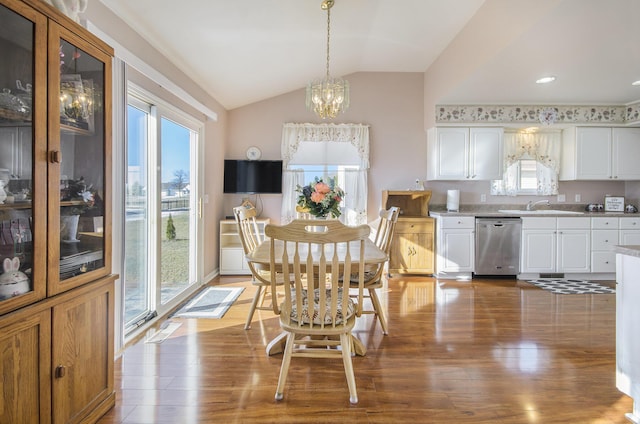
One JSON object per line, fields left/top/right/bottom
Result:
{"left": 498, "top": 209, "right": 584, "bottom": 215}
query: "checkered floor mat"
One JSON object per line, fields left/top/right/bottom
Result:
{"left": 526, "top": 279, "right": 615, "bottom": 294}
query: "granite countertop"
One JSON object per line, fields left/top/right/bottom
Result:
{"left": 428, "top": 204, "right": 638, "bottom": 218}
{"left": 613, "top": 245, "right": 640, "bottom": 258}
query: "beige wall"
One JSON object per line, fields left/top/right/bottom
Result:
{"left": 226, "top": 72, "right": 426, "bottom": 224}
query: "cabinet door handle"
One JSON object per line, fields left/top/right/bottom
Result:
{"left": 55, "top": 365, "right": 66, "bottom": 378}
{"left": 50, "top": 150, "right": 62, "bottom": 163}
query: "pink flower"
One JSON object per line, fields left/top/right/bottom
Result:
{"left": 315, "top": 182, "right": 330, "bottom": 194}
{"left": 311, "top": 191, "right": 325, "bottom": 203}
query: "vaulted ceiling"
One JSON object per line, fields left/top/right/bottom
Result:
{"left": 98, "top": 0, "right": 640, "bottom": 110}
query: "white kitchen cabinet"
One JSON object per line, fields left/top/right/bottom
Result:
{"left": 220, "top": 218, "right": 269, "bottom": 275}
{"left": 521, "top": 218, "right": 557, "bottom": 273}
{"left": 620, "top": 217, "right": 640, "bottom": 245}
{"left": 521, "top": 217, "right": 590, "bottom": 274}
{"left": 560, "top": 127, "right": 640, "bottom": 180}
{"left": 591, "top": 217, "right": 619, "bottom": 273}
{"left": 435, "top": 216, "right": 475, "bottom": 278}
{"left": 427, "top": 127, "right": 503, "bottom": 181}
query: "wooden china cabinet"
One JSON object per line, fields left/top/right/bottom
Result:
{"left": 0, "top": 0, "right": 116, "bottom": 423}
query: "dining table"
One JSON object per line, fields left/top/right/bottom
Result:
{"left": 246, "top": 236, "right": 387, "bottom": 356}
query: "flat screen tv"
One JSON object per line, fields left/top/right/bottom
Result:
{"left": 223, "top": 159, "right": 283, "bottom": 194}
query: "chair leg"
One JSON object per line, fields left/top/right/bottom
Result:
{"left": 368, "top": 287, "right": 389, "bottom": 335}
{"left": 244, "top": 285, "right": 264, "bottom": 330}
{"left": 340, "top": 332, "right": 358, "bottom": 404}
{"left": 275, "top": 332, "right": 295, "bottom": 401}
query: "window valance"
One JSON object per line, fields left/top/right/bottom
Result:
{"left": 281, "top": 123, "right": 370, "bottom": 168}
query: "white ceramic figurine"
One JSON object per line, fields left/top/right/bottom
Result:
{"left": 0, "top": 257, "right": 30, "bottom": 300}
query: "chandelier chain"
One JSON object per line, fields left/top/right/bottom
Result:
{"left": 306, "top": 0, "right": 349, "bottom": 119}
{"left": 325, "top": 6, "right": 331, "bottom": 78}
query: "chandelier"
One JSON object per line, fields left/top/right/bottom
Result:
{"left": 305, "top": 0, "right": 350, "bottom": 120}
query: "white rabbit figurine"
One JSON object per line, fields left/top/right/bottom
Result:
{"left": 0, "top": 257, "right": 30, "bottom": 300}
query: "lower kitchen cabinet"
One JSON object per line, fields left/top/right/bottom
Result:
{"left": 521, "top": 217, "right": 590, "bottom": 274}
{"left": 389, "top": 218, "right": 434, "bottom": 274}
{"left": 620, "top": 217, "right": 640, "bottom": 245}
{"left": 0, "top": 275, "right": 115, "bottom": 424}
{"left": 591, "top": 217, "right": 619, "bottom": 273}
{"left": 435, "top": 216, "right": 475, "bottom": 278}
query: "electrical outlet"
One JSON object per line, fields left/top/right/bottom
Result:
{"left": 557, "top": 194, "right": 566, "bottom": 202}
{"left": 575, "top": 194, "right": 581, "bottom": 202}
{"left": 480, "top": 194, "right": 486, "bottom": 202}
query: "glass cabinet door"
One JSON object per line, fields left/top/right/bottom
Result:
{"left": 0, "top": 0, "right": 46, "bottom": 315}
{"left": 48, "top": 23, "right": 112, "bottom": 295}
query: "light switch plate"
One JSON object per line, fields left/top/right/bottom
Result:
{"left": 557, "top": 194, "right": 566, "bottom": 202}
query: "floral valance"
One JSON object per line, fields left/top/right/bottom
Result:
{"left": 503, "top": 131, "right": 561, "bottom": 173}
{"left": 281, "top": 123, "right": 370, "bottom": 168}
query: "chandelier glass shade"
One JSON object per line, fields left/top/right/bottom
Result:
{"left": 305, "top": 0, "right": 350, "bottom": 119}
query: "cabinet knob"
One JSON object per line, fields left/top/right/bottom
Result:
{"left": 50, "top": 150, "right": 62, "bottom": 163}
{"left": 55, "top": 365, "right": 66, "bottom": 378}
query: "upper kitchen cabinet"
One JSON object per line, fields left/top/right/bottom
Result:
{"left": 560, "top": 127, "right": 640, "bottom": 181}
{"left": 427, "top": 127, "right": 504, "bottom": 181}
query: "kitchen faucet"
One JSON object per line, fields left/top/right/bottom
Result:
{"left": 526, "top": 200, "right": 551, "bottom": 211}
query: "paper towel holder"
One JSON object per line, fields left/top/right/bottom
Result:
{"left": 447, "top": 189, "right": 460, "bottom": 212}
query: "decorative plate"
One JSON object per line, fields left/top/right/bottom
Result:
{"left": 538, "top": 107, "right": 558, "bottom": 125}
{"left": 246, "top": 146, "right": 262, "bottom": 161}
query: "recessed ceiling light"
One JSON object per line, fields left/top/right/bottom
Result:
{"left": 632, "top": 80, "right": 640, "bottom": 86}
{"left": 536, "top": 76, "right": 556, "bottom": 84}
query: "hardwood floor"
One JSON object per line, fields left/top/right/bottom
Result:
{"left": 97, "top": 275, "right": 631, "bottom": 423}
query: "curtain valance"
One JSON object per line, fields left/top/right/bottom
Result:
{"left": 281, "top": 123, "right": 370, "bottom": 168}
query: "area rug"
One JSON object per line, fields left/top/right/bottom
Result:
{"left": 172, "top": 286, "right": 244, "bottom": 319}
{"left": 526, "top": 279, "right": 615, "bottom": 294}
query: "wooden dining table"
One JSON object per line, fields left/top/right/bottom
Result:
{"left": 246, "top": 237, "right": 387, "bottom": 356}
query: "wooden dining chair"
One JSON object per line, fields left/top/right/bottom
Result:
{"left": 265, "top": 219, "right": 370, "bottom": 404}
{"left": 233, "top": 205, "right": 282, "bottom": 330}
{"left": 349, "top": 206, "right": 399, "bottom": 335}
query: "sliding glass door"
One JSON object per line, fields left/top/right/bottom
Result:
{"left": 124, "top": 87, "right": 202, "bottom": 334}
{"left": 159, "top": 117, "right": 197, "bottom": 304}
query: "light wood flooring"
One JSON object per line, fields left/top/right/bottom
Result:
{"left": 97, "top": 275, "right": 631, "bottom": 423}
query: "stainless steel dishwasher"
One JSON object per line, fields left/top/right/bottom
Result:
{"left": 475, "top": 217, "right": 522, "bottom": 276}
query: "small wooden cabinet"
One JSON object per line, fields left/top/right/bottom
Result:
{"left": 382, "top": 191, "right": 434, "bottom": 275}
{"left": 0, "top": 0, "right": 115, "bottom": 422}
{"left": 220, "top": 218, "right": 269, "bottom": 275}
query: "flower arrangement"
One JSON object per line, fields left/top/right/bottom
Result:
{"left": 296, "top": 177, "right": 345, "bottom": 218}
